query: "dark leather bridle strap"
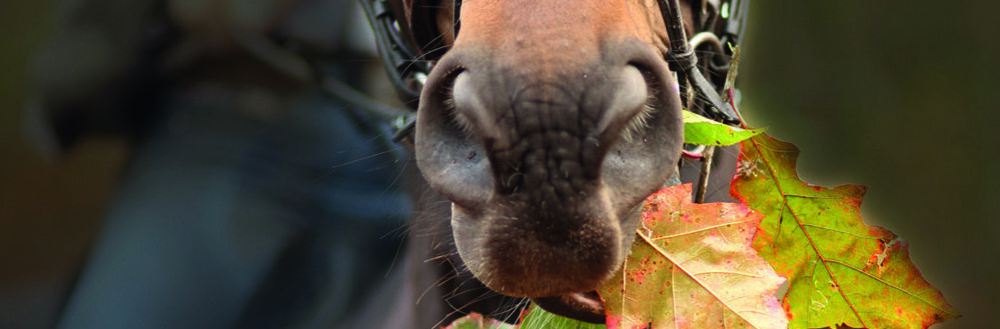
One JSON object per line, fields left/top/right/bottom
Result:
{"left": 359, "top": 0, "right": 429, "bottom": 104}
{"left": 656, "top": 0, "right": 740, "bottom": 124}
{"left": 358, "top": 0, "right": 425, "bottom": 141}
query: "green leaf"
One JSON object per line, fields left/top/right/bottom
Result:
{"left": 682, "top": 111, "right": 763, "bottom": 146}
{"left": 443, "top": 307, "right": 604, "bottom": 329}
{"left": 730, "top": 133, "right": 961, "bottom": 329}
{"left": 598, "top": 184, "right": 788, "bottom": 329}
{"left": 520, "top": 305, "right": 607, "bottom": 329}
{"left": 443, "top": 313, "right": 519, "bottom": 329}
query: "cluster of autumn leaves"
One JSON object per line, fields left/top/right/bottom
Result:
{"left": 444, "top": 111, "right": 959, "bottom": 329}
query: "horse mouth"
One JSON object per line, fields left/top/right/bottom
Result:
{"left": 532, "top": 291, "right": 607, "bottom": 324}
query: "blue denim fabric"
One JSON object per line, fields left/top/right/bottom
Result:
{"left": 56, "top": 86, "right": 411, "bottom": 329}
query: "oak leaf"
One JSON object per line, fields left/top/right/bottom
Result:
{"left": 597, "top": 184, "right": 788, "bottom": 329}
{"left": 730, "top": 133, "right": 960, "bottom": 329}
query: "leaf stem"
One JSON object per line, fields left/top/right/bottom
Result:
{"left": 695, "top": 145, "right": 715, "bottom": 203}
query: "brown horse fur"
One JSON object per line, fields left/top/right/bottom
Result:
{"left": 364, "top": 0, "right": 702, "bottom": 326}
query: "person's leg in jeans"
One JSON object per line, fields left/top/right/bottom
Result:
{"left": 56, "top": 88, "right": 410, "bottom": 329}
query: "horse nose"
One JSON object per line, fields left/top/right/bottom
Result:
{"left": 450, "top": 63, "right": 649, "bottom": 191}
{"left": 420, "top": 41, "right": 669, "bottom": 200}
{"left": 414, "top": 39, "right": 682, "bottom": 297}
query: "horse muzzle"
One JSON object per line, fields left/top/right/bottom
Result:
{"left": 414, "top": 38, "right": 683, "bottom": 322}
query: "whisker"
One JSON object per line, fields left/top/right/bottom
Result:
{"left": 310, "top": 147, "right": 402, "bottom": 182}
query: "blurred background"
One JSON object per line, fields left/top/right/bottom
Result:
{"left": 0, "top": 0, "right": 996, "bottom": 328}
{"left": 741, "top": 2, "right": 999, "bottom": 329}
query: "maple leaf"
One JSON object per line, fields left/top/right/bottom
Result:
{"left": 597, "top": 184, "right": 788, "bottom": 329}
{"left": 730, "top": 133, "right": 960, "bottom": 329}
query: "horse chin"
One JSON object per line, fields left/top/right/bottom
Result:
{"left": 448, "top": 194, "right": 636, "bottom": 296}
{"left": 449, "top": 198, "right": 645, "bottom": 324}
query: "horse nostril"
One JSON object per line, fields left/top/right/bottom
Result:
{"left": 586, "top": 65, "right": 652, "bottom": 176}
{"left": 619, "top": 66, "right": 659, "bottom": 143}
{"left": 597, "top": 66, "right": 649, "bottom": 138}
{"left": 415, "top": 59, "right": 495, "bottom": 211}
{"left": 450, "top": 72, "right": 489, "bottom": 140}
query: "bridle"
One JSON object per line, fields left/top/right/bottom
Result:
{"left": 358, "top": 0, "right": 750, "bottom": 142}
{"left": 658, "top": 0, "right": 746, "bottom": 125}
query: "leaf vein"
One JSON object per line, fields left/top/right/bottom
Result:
{"left": 749, "top": 137, "right": 869, "bottom": 328}
{"left": 651, "top": 219, "right": 755, "bottom": 240}
{"left": 694, "top": 270, "right": 765, "bottom": 279}
{"left": 640, "top": 233, "right": 760, "bottom": 327}
{"left": 799, "top": 223, "right": 878, "bottom": 240}
{"left": 824, "top": 258, "right": 958, "bottom": 315}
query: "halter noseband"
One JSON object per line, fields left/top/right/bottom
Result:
{"left": 357, "top": 0, "right": 751, "bottom": 140}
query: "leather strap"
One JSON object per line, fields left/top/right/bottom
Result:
{"left": 657, "top": 0, "right": 740, "bottom": 124}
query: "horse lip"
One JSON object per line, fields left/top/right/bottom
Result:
{"left": 531, "top": 291, "right": 606, "bottom": 324}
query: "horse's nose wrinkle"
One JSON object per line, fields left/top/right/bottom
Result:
{"left": 496, "top": 88, "right": 595, "bottom": 197}
{"left": 448, "top": 60, "right": 654, "bottom": 204}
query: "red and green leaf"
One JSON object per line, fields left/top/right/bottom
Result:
{"left": 598, "top": 184, "right": 788, "bottom": 329}
{"left": 730, "top": 133, "right": 960, "bottom": 329}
